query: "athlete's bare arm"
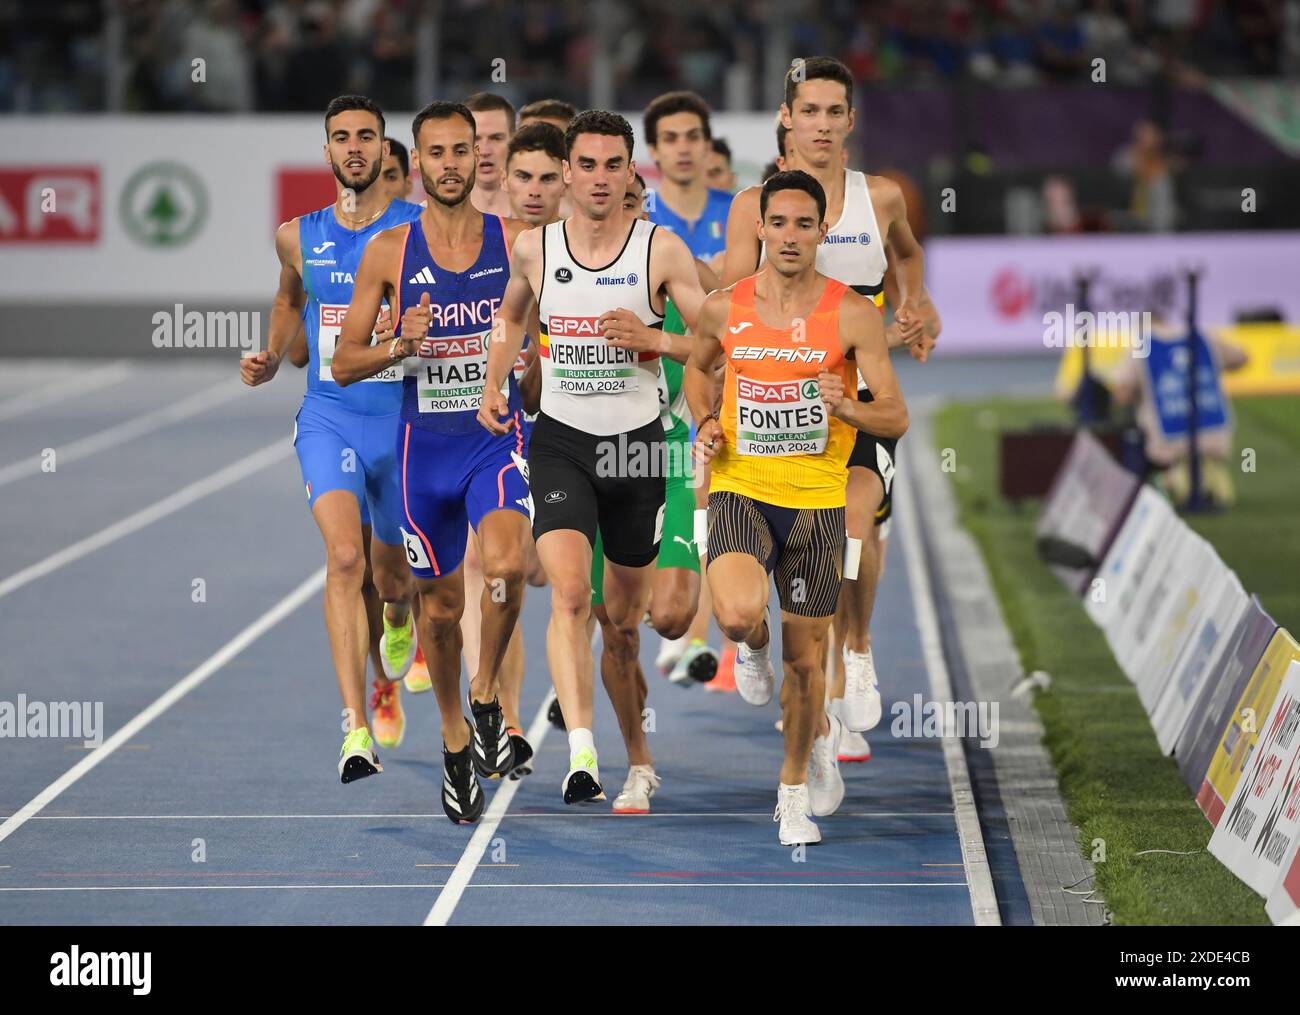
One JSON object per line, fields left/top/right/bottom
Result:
{"left": 479, "top": 226, "right": 538, "bottom": 435}
{"left": 871, "top": 176, "right": 928, "bottom": 348}
{"left": 720, "top": 186, "right": 762, "bottom": 287}
{"left": 818, "top": 290, "right": 907, "bottom": 439}
{"left": 695, "top": 257, "right": 721, "bottom": 294}
{"left": 882, "top": 268, "right": 941, "bottom": 361}
{"left": 684, "top": 288, "right": 732, "bottom": 465}
{"left": 332, "top": 228, "right": 406, "bottom": 386}
{"left": 241, "top": 219, "right": 306, "bottom": 386}
{"left": 286, "top": 327, "right": 310, "bottom": 368}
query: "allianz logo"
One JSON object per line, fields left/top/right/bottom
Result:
{"left": 823, "top": 233, "right": 871, "bottom": 245}
{"left": 595, "top": 272, "right": 638, "bottom": 286}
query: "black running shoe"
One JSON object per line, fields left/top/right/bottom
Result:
{"left": 506, "top": 728, "right": 534, "bottom": 780}
{"left": 467, "top": 697, "right": 514, "bottom": 779}
{"left": 441, "top": 742, "right": 484, "bottom": 825}
{"left": 547, "top": 696, "right": 566, "bottom": 731}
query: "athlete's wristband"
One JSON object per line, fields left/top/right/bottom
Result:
{"left": 698, "top": 411, "right": 719, "bottom": 428}
{"left": 388, "top": 337, "right": 404, "bottom": 361}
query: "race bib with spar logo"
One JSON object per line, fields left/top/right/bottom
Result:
{"left": 546, "top": 315, "right": 638, "bottom": 394}
{"left": 318, "top": 304, "right": 400, "bottom": 383}
{"left": 406, "top": 331, "right": 507, "bottom": 414}
{"left": 734, "top": 376, "right": 828, "bottom": 456}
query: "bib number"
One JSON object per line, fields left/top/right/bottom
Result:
{"left": 400, "top": 527, "right": 432, "bottom": 570}
{"left": 319, "top": 304, "right": 398, "bottom": 383}
{"left": 545, "top": 317, "right": 639, "bottom": 395}
{"left": 410, "top": 331, "right": 506, "bottom": 414}
{"left": 734, "top": 376, "right": 828, "bottom": 457}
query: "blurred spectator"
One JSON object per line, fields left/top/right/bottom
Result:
{"left": 1042, "top": 174, "right": 1082, "bottom": 233}
{"left": 1111, "top": 119, "right": 1179, "bottom": 232}
{"left": 184, "top": 0, "right": 253, "bottom": 112}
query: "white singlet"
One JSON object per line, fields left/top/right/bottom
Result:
{"left": 536, "top": 218, "right": 665, "bottom": 435}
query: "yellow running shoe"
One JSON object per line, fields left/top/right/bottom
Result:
{"left": 404, "top": 644, "right": 432, "bottom": 693}
{"left": 379, "top": 611, "right": 417, "bottom": 681}
{"left": 339, "top": 727, "right": 383, "bottom": 783}
{"left": 370, "top": 680, "right": 405, "bottom": 749}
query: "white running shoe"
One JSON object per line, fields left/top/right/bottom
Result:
{"left": 655, "top": 635, "right": 687, "bottom": 674}
{"left": 612, "top": 764, "right": 661, "bottom": 814}
{"left": 808, "top": 710, "right": 846, "bottom": 816}
{"left": 669, "top": 640, "right": 718, "bottom": 686}
{"left": 735, "top": 622, "right": 776, "bottom": 706}
{"left": 842, "top": 646, "right": 882, "bottom": 732}
{"left": 837, "top": 727, "right": 872, "bottom": 763}
{"left": 774, "top": 783, "right": 821, "bottom": 845}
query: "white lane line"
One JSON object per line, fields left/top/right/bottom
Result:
{"left": 0, "top": 882, "right": 967, "bottom": 893}
{"left": 5, "top": 810, "right": 957, "bottom": 821}
{"left": 0, "top": 362, "right": 134, "bottom": 423}
{"left": 0, "top": 439, "right": 293, "bottom": 601}
{"left": 0, "top": 378, "right": 251, "bottom": 488}
{"left": 423, "top": 696, "right": 556, "bottom": 926}
{"left": 895, "top": 457, "right": 1002, "bottom": 927}
{"left": 0, "top": 568, "right": 325, "bottom": 846}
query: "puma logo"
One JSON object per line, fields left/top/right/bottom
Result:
{"left": 673, "top": 535, "right": 694, "bottom": 550}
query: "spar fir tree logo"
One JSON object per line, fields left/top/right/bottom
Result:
{"left": 120, "top": 161, "right": 208, "bottom": 247}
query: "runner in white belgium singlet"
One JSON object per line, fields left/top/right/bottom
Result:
{"left": 536, "top": 217, "right": 665, "bottom": 435}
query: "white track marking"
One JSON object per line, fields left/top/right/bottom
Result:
{"left": 0, "top": 362, "right": 133, "bottom": 423}
{"left": 0, "top": 569, "right": 325, "bottom": 846}
{"left": 0, "top": 882, "right": 967, "bottom": 893}
{"left": 3, "top": 810, "right": 956, "bottom": 821}
{"left": 895, "top": 458, "right": 1002, "bottom": 926}
{"left": 422, "top": 696, "right": 556, "bottom": 925}
{"left": 0, "top": 379, "right": 251, "bottom": 488}
{"left": 0, "top": 439, "right": 293, "bottom": 601}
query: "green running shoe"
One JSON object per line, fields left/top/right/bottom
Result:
{"left": 338, "top": 727, "right": 383, "bottom": 784}
{"left": 379, "top": 611, "right": 416, "bottom": 681}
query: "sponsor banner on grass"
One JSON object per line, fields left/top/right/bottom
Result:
{"left": 1197, "top": 628, "right": 1300, "bottom": 825}
{"left": 1131, "top": 533, "right": 1230, "bottom": 716}
{"left": 1106, "top": 509, "right": 1197, "bottom": 682}
{"left": 1209, "top": 659, "right": 1300, "bottom": 896}
{"left": 927, "top": 231, "right": 1300, "bottom": 354}
{"left": 1034, "top": 429, "right": 1140, "bottom": 597}
{"left": 1266, "top": 833, "right": 1300, "bottom": 924}
{"left": 1151, "top": 571, "right": 1250, "bottom": 755}
{"left": 1084, "top": 485, "right": 1177, "bottom": 641}
{"left": 1177, "top": 597, "right": 1277, "bottom": 795}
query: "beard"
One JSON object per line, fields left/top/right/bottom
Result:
{"left": 421, "top": 164, "right": 477, "bottom": 207}
{"left": 331, "top": 157, "right": 381, "bottom": 195}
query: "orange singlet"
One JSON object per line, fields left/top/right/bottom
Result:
{"left": 711, "top": 274, "right": 858, "bottom": 510}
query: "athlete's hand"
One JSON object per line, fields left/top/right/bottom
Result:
{"left": 693, "top": 418, "right": 724, "bottom": 466}
{"left": 477, "top": 387, "right": 516, "bottom": 436}
{"left": 373, "top": 307, "right": 395, "bottom": 344}
{"left": 401, "top": 291, "right": 433, "bottom": 344}
{"left": 599, "top": 308, "right": 661, "bottom": 353}
{"left": 241, "top": 350, "right": 281, "bottom": 387}
{"left": 895, "top": 301, "right": 925, "bottom": 349}
{"left": 818, "top": 371, "right": 849, "bottom": 418}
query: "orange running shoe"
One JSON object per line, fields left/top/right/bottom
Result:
{"left": 705, "top": 646, "right": 737, "bottom": 693}
{"left": 404, "top": 644, "right": 431, "bottom": 693}
{"left": 370, "top": 679, "right": 405, "bottom": 749}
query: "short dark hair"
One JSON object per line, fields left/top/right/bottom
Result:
{"left": 643, "top": 90, "right": 712, "bottom": 146}
{"left": 760, "top": 170, "right": 826, "bottom": 222}
{"left": 385, "top": 136, "right": 409, "bottom": 178}
{"left": 776, "top": 119, "right": 789, "bottom": 158}
{"left": 633, "top": 172, "right": 647, "bottom": 191}
{"left": 519, "top": 98, "right": 578, "bottom": 128}
{"left": 711, "top": 137, "right": 732, "bottom": 164}
{"left": 464, "top": 92, "right": 517, "bottom": 133}
{"left": 564, "top": 109, "right": 634, "bottom": 160}
{"left": 411, "top": 101, "right": 476, "bottom": 145}
{"left": 325, "top": 94, "right": 385, "bottom": 136}
{"left": 507, "top": 122, "right": 566, "bottom": 165}
{"left": 783, "top": 56, "right": 854, "bottom": 111}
